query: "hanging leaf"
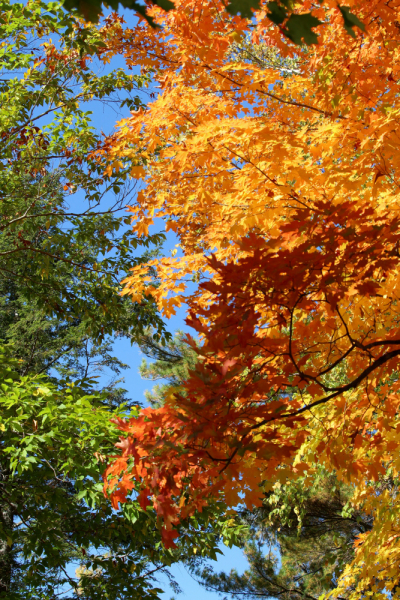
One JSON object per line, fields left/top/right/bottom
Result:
{"left": 266, "top": 0, "right": 287, "bottom": 25}
{"left": 338, "top": 4, "right": 366, "bottom": 38}
{"left": 226, "top": 0, "right": 261, "bottom": 18}
{"left": 283, "top": 12, "right": 323, "bottom": 45}
{"left": 63, "top": 0, "right": 174, "bottom": 26}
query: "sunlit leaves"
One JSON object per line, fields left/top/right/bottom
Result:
{"left": 103, "top": 0, "right": 400, "bottom": 596}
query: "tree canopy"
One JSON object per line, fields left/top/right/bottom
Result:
{"left": 3, "top": 0, "right": 400, "bottom": 597}
{"left": 62, "top": 0, "right": 365, "bottom": 45}
{"left": 102, "top": 0, "right": 400, "bottom": 596}
{"left": 0, "top": 2, "right": 238, "bottom": 597}
{"left": 0, "top": 0, "right": 167, "bottom": 341}
{"left": 138, "top": 331, "right": 375, "bottom": 599}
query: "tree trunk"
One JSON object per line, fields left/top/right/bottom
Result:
{"left": 0, "top": 463, "right": 13, "bottom": 597}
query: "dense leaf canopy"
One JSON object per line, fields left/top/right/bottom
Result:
{"left": 102, "top": 0, "right": 400, "bottom": 596}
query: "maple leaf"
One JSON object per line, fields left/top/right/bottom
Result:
{"left": 226, "top": 0, "right": 261, "bottom": 18}
{"left": 338, "top": 4, "right": 365, "bottom": 38}
{"left": 283, "top": 13, "right": 323, "bottom": 45}
{"left": 63, "top": 0, "right": 174, "bottom": 26}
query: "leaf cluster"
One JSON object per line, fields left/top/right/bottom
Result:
{"left": 0, "top": 0, "right": 168, "bottom": 342}
{"left": 0, "top": 347, "right": 170, "bottom": 599}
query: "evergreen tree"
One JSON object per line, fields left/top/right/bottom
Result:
{"left": 139, "top": 329, "right": 198, "bottom": 407}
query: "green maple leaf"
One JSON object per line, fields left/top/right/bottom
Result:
{"left": 338, "top": 5, "right": 365, "bottom": 38}
{"left": 226, "top": 0, "right": 261, "bottom": 19}
{"left": 283, "top": 13, "right": 323, "bottom": 45}
{"left": 266, "top": 1, "right": 287, "bottom": 25}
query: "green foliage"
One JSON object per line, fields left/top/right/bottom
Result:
{"left": 231, "top": 0, "right": 364, "bottom": 45}
{"left": 0, "top": 0, "right": 168, "bottom": 342}
{"left": 225, "top": 0, "right": 262, "bottom": 19}
{"left": 264, "top": 0, "right": 323, "bottom": 45}
{"left": 338, "top": 5, "right": 365, "bottom": 38}
{"left": 282, "top": 12, "right": 322, "bottom": 45}
{"left": 0, "top": 347, "right": 167, "bottom": 599}
{"left": 0, "top": 222, "right": 164, "bottom": 407}
{"left": 265, "top": 1, "right": 287, "bottom": 25}
{"left": 0, "top": 345, "right": 239, "bottom": 598}
{"left": 0, "top": 3, "right": 192, "bottom": 597}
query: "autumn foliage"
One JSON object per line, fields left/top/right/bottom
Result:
{"left": 102, "top": 0, "right": 400, "bottom": 595}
